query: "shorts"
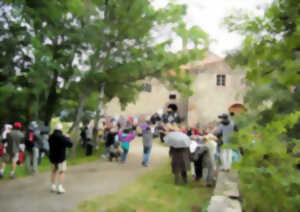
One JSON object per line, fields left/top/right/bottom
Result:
{"left": 0, "top": 153, "right": 19, "bottom": 163}
{"left": 52, "top": 161, "right": 67, "bottom": 172}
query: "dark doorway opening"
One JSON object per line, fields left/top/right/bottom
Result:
{"left": 168, "top": 104, "right": 178, "bottom": 112}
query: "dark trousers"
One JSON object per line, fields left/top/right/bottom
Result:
{"left": 38, "top": 149, "right": 49, "bottom": 165}
{"left": 159, "top": 133, "right": 165, "bottom": 143}
{"left": 86, "top": 143, "right": 93, "bottom": 156}
{"left": 194, "top": 156, "right": 203, "bottom": 180}
{"left": 174, "top": 171, "right": 188, "bottom": 185}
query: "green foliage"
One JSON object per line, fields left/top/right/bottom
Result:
{"left": 225, "top": 0, "right": 300, "bottom": 211}
{"left": 232, "top": 113, "right": 300, "bottom": 212}
{"left": 0, "top": 0, "right": 208, "bottom": 127}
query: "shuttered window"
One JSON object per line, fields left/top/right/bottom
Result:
{"left": 216, "top": 74, "right": 226, "bottom": 86}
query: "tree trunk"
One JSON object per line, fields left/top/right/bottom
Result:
{"left": 43, "top": 70, "right": 59, "bottom": 126}
{"left": 34, "top": 94, "right": 40, "bottom": 122}
{"left": 92, "top": 84, "right": 105, "bottom": 148}
{"left": 68, "top": 121, "right": 76, "bottom": 134}
{"left": 179, "top": 96, "right": 189, "bottom": 127}
{"left": 71, "top": 92, "right": 88, "bottom": 159}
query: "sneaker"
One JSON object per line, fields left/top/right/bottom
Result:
{"left": 10, "top": 174, "right": 15, "bottom": 179}
{"left": 101, "top": 155, "right": 107, "bottom": 159}
{"left": 51, "top": 184, "right": 57, "bottom": 192}
{"left": 57, "top": 185, "right": 65, "bottom": 194}
{"left": 0, "top": 172, "right": 3, "bottom": 179}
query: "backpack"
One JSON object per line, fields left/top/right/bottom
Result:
{"left": 25, "top": 131, "right": 36, "bottom": 150}
{"left": 0, "top": 144, "right": 4, "bottom": 157}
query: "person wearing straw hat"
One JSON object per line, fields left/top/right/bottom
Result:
{"left": 203, "top": 134, "right": 218, "bottom": 185}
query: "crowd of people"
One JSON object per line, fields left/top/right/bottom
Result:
{"left": 0, "top": 106, "right": 239, "bottom": 194}
{"left": 0, "top": 121, "right": 72, "bottom": 194}
{"left": 94, "top": 108, "right": 239, "bottom": 186}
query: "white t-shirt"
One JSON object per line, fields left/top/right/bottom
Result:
{"left": 189, "top": 140, "right": 198, "bottom": 153}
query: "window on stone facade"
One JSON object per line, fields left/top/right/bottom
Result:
{"left": 141, "top": 83, "right": 152, "bottom": 92}
{"left": 216, "top": 74, "right": 226, "bottom": 86}
{"left": 169, "top": 94, "right": 177, "bottom": 100}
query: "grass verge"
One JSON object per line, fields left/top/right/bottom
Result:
{"left": 75, "top": 164, "right": 213, "bottom": 212}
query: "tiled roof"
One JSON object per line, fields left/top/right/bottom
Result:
{"left": 168, "top": 51, "right": 225, "bottom": 76}
{"left": 194, "top": 51, "right": 224, "bottom": 66}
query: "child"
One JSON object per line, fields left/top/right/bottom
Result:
{"left": 108, "top": 134, "right": 121, "bottom": 161}
{"left": 108, "top": 142, "right": 121, "bottom": 161}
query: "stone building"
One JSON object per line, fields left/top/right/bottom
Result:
{"left": 104, "top": 52, "right": 246, "bottom": 126}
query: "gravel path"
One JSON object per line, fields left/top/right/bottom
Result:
{"left": 0, "top": 140, "right": 169, "bottom": 212}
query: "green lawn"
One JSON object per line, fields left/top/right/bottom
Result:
{"left": 75, "top": 164, "right": 213, "bottom": 212}
{"left": 0, "top": 143, "right": 104, "bottom": 180}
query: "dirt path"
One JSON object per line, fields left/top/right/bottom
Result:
{"left": 0, "top": 140, "right": 169, "bottom": 212}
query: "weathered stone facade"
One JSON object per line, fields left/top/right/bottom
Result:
{"left": 104, "top": 52, "right": 246, "bottom": 125}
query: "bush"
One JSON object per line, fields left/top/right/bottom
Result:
{"left": 230, "top": 112, "right": 300, "bottom": 211}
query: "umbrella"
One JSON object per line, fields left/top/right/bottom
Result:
{"left": 38, "top": 126, "right": 51, "bottom": 133}
{"left": 164, "top": 131, "right": 191, "bottom": 148}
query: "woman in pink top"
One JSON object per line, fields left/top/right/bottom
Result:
{"left": 119, "top": 128, "right": 136, "bottom": 163}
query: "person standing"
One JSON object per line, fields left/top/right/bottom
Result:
{"left": 24, "top": 121, "right": 42, "bottom": 174}
{"left": 215, "top": 114, "right": 238, "bottom": 172}
{"left": 85, "top": 124, "right": 94, "bottom": 156}
{"left": 190, "top": 143, "right": 205, "bottom": 182}
{"left": 169, "top": 146, "right": 190, "bottom": 185}
{"left": 49, "top": 123, "right": 73, "bottom": 194}
{"left": 0, "top": 124, "right": 12, "bottom": 163}
{"left": 38, "top": 126, "right": 50, "bottom": 165}
{"left": 80, "top": 123, "right": 89, "bottom": 148}
{"left": 0, "top": 122, "right": 24, "bottom": 179}
{"left": 203, "top": 134, "right": 218, "bottom": 186}
{"left": 119, "top": 128, "right": 136, "bottom": 163}
{"left": 142, "top": 127, "right": 153, "bottom": 167}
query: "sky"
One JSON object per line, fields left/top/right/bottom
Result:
{"left": 151, "top": 0, "right": 273, "bottom": 57}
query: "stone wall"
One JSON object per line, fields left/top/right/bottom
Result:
{"left": 188, "top": 61, "right": 245, "bottom": 125}
{"left": 104, "top": 59, "right": 246, "bottom": 125}
{"left": 104, "top": 78, "right": 180, "bottom": 118}
{"left": 207, "top": 172, "right": 242, "bottom": 212}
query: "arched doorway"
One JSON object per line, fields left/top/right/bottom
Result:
{"left": 228, "top": 103, "right": 246, "bottom": 115}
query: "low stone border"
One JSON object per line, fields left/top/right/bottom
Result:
{"left": 207, "top": 172, "right": 242, "bottom": 212}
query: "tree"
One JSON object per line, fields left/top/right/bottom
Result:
{"left": 68, "top": 0, "right": 208, "bottom": 150}
{"left": 224, "top": 0, "right": 300, "bottom": 211}
{"left": 1, "top": 0, "right": 207, "bottom": 129}
{"left": 0, "top": 0, "right": 88, "bottom": 126}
